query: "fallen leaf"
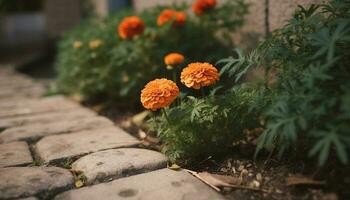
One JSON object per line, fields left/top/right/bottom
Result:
{"left": 187, "top": 170, "right": 241, "bottom": 188}
{"left": 185, "top": 169, "right": 268, "bottom": 193}
{"left": 286, "top": 175, "right": 326, "bottom": 186}
{"left": 69, "top": 94, "right": 84, "bottom": 103}
{"left": 220, "top": 168, "right": 228, "bottom": 173}
{"left": 91, "top": 104, "right": 103, "bottom": 112}
{"left": 250, "top": 180, "right": 260, "bottom": 188}
{"left": 138, "top": 129, "right": 147, "bottom": 139}
{"left": 256, "top": 173, "right": 263, "bottom": 181}
{"left": 146, "top": 135, "right": 160, "bottom": 144}
{"left": 75, "top": 180, "right": 84, "bottom": 188}
{"left": 168, "top": 163, "right": 181, "bottom": 170}
{"left": 132, "top": 110, "right": 150, "bottom": 126}
{"left": 207, "top": 172, "right": 242, "bottom": 186}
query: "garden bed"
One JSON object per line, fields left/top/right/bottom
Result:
{"left": 55, "top": 0, "right": 350, "bottom": 199}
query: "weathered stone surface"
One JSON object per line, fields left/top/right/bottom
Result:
{"left": 0, "top": 167, "right": 73, "bottom": 199}
{"left": 17, "top": 197, "right": 38, "bottom": 200}
{"left": 0, "top": 107, "right": 96, "bottom": 128}
{"left": 54, "top": 169, "right": 225, "bottom": 200}
{"left": 0, "top": 97, "right": 38, "bottom": 109}
{"left": 269, "top": 0, "right": 326, "bottom": 31}
{"left": 0, "top": 95, "right": 79, "bottom": 118}
{"left": 72, "top": 148, "right": 168, "bottom": 184}
{"left": 0, "top": 79, "right": 37, "bottom": 90}
{"left": 0, "top": 95, "right": 62, "bottom": 109}
{"left": 0, "top": 116, "right": 113, "bottom": 143}
{"left": 0, "top": 84, "right": 45, "bottom": 98}
{"left": 35, "top": 127, "right": 140, "bottom": 163}
{"left": 132, "top": 0, "right": 194, "bottom": 12}
{"left": 0, "top": 75, "right": 34, "bottom": 86}
{"left": 0, "top": 85, "right": 45, "bottom": 99}
{"left": 232, "top": 0, "right": 266, "bottom": 50}
{"left": 0, "top": 141, "right": 33, "bottom": 167}
{"left": 0, "top": 67, "right": 15, "bottom": 76}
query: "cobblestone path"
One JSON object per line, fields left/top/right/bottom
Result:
{"left": 0, "top": 68, "right": 224, "bottom": 200}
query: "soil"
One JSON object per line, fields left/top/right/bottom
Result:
{"left": 100, "top": 109, "right": 350, "bottom": 200}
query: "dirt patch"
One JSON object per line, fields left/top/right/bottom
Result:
{"left": 98, "top": 107, "right": 350, "bottom": 200}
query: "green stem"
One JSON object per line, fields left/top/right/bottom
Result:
{"left": 162, "top": 109, "right": 171, "bottom": 125}
{"left": 172, "top": 71, "right": 177, "bottom": 84}
{"left": 200, "top": 88, "right": 206, "bottom": 98}
{"left": 172, "top": 70, "right": 181, "bottom": 106}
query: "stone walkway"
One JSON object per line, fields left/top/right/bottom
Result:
{"left": 0, "top": 68, "right": 224, "bottom": 200}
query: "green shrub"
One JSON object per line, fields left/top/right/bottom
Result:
{"left": 220, "top": 0, "right": 350, "bottom": 165}
{"left": 151, "top": 0, "right": 350, "bottom": 165}
{"left": 148, "top": 85, "right": 261, "bottom": 163}
{"left": 55, "top": 1, "right": 248, "bottom": 108}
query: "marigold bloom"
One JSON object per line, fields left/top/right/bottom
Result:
{"left": 180, "top": 62, "right": 219, "bottom": 89}
{"left": 118, "top": 16, "right": 145, "bottom": 39}
{"left": 164, "top": 53, "right": 185, "bottom": 66}
{"left": 157, "top": 9, "right": 186, "bottom": 27}
{"left": 73, "top": 41, "right": 82, "bottom": 49}
{"left": 141, "top": 78, "right": 179, "bottom": 111}
{"left": 192, "top": 0, "right": 217, "bottom": 16}
{"left": 89, "top": 39, "right": 103, "bottom": 49}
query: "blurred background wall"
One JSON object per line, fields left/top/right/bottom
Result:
{"left": 132, "top": 0, "right": 324, "bottom": 49}
{"left": 0, "top": 0, "right": 324, "bottom": 66}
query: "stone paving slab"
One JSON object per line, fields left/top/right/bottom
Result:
{"left": 0, "top": 97, "right": 39, "bottom": 109}
{"left": 0, "top": 96, "right": 80, "bottom": 118}
{"left": 0, "top": 95, "right": 64, "bottom": 109}
{"left": 18, "top": 197, "right": 39, "bottom": 200}
{"left": 71, "top": 148, "right": 168, "bottom": 184}
{"left": 0, "top": 75, "right": 34, "bottom": 86}
{"left": 0, "top": 107, "right": 96, "bottom": 129}
{"left": 0, "top": 79, "right": 37, "bottom": 90}
{"left": 35, "top": 127, "right": 141, "bottom": 163}
{"left": 0, "top": 141, "right": 33, "bottom": 167}
{"left": 0, "top": 116, "right": 114, "bottom": 143}
{"left": 54, "top": 169, "right": 225, "bottom": 200}
{"left": 0, "top": 67, "right": 15, "bottom": 76}
{"left": 0, "top": 167, "right": 73, "bottom": 199}
{"left": 0, "top": 85, "right": 45, "bottom": 99}
{"left": 18, "top": 197, "right": 38, "bottom": 200}
{"left": 0, "top": 84, "right": 45, "bottom": 97}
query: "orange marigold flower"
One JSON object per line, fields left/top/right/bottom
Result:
{"left": 73, "top": 41, "right": 82, "bottom": 49}
{"left": 164, "top": 53, "right": 185, "bottom": 66}
{"left": 180, "top": 62, "right": 219, "bottom": 89}
{"left": 118, "top": 16, "right": 145, "bottom": 39}
{"left": 157, "top": 9, "right": 186, "bottom": 27}
{"left": 141, "top": 78, "right": 179, "bottom": 111}
{"left": 192, "top": 0, "right": 217, "bottom": 16}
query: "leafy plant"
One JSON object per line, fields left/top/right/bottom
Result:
{"left": 55, "top": 0, "right": 248, "bottom": 108}
{"left": 218, "top": 0, "right": 350, "bottom": 165}
{"left": 148, "top": 85, "right": 261, "bottom": 163}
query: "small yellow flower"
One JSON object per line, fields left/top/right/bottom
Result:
{"left": 89, "top": 39, "right": 103, "bottom": 49}
{"left": 73, "top": 41, "right": 82, "bottom": 49}
{"left": 122, "top": 74, "right": 130, "bottom": 83}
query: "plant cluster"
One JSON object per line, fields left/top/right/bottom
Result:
{"left": 149, "top": 0, "right": 350, "bottom": 166}
{"left": 220, "top": 0, "right": 350, "bottom": 165}
{"left": 148, "top": 86, "right": 260, "bottom": 162}
{"left": 55, "top": 0, "right": 248, "bottom": 108}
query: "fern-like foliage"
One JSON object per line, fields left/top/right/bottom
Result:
{"left": 218, "top": 0, "right": 350, "bottom": 165}
{"left": 148, "top": 86, "right": 260, "bottom": 163}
